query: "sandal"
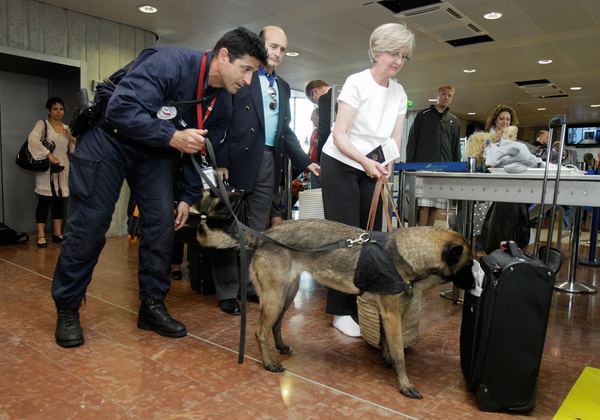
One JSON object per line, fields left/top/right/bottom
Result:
{"left": 52, "top": 234, "right": 64, "bottom": 243}
{"left": 37, "top": 236, "right": 48, "bottom": 248}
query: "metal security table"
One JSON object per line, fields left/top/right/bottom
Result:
{"left": 403, "top": 171, "right": 600, "bottom": 294}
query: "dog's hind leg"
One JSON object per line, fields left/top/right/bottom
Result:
{"left": 273, "top": 279, "right": 300, "bottom": 355}
{"left": 378, "top": 295, "right": 423, "bottom": 399}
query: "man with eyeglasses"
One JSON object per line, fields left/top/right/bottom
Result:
{"left": 212, "top": 26, "right": 320, "bottom": 315}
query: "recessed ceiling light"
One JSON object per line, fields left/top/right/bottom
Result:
{"left": 428, "top": 98, "right": 437, "bottom": 102}
{"left": 569, "top": 86, "right": 582, "bottom": 90}
{"left": 138, "top": 5, "right": 158, "bottom": 13}
{"left": 463, "top": 68, "right": 476, "bottom": 73}
{"left": 285, "top": 51, "right": 299, "bottom": 57}
{"left": 537, "top": 107, "right": 546, "bottom": 111}
{"left": 467, "top": 112, "right": 476, "bottom": 115}
{"left": 591, "top": 104, "right": 600, "bottom": 108}
{"left": 484, "top": 12, "right": 502, "bottom": 20}
{"left": 537, "top": 59, "right": 553, "bottom": 65}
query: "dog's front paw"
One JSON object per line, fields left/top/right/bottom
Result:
{"left": 277, "top": 344, "right": 293, "bottom": 355}
{"left": 400, "top": 384, "right": 423, "bottom": 399}
{"left": 264, "top": 362, "right": 286, "bottom": 373}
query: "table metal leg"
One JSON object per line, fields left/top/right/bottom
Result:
{"left": 554, "top": 206, "right": 598, "bottom": 294}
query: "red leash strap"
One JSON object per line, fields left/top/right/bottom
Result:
{"left": 196, "top": 51, "right": 218, "bottom": 155}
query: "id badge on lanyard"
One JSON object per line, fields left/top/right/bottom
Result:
{"left": 196, "top": 51, "right": 218, "bottom": 189}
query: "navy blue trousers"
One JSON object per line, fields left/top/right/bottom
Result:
{"left": 52, "top": 127, "right": 174, "bottom": 309}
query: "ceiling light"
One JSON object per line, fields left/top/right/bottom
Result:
{"left": 138, "top": 5, "right": 158, "bottom": 13}
{"left": 428, "top": 98, "right": 437, "bottom": 102}
{"left": 467, "top": 112, "right": 476, "bottom": 115}
{"left": 537, "top": 59, "right": 553, "bottom": 65}
{"left": 537, "top": 108, "right": 546, "bottom": 111}
{"left": 285, "top": 51, "right": 299, "bottom": 57}
{"left": 569, "top": 86, "right": 582, "bottom": 90}
{"left": 483, "top": 12, "right": 502, "bottom": 20}
{"left": 463, "top": 68, "right": 476, "bottom": 73}
{"left": 591, "top": 104, "right": 600, "bottom": 108}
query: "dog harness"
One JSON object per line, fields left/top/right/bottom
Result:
{"left": 354, "top": 231, "right": 411, "bottom": 295}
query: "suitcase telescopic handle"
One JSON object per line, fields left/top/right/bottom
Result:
{"left": 504, "top": 240, "right": 522, "bottom": 258}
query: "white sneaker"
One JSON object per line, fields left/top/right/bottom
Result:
{"left": 332, "top": 315, "right": 361, "bottom": 337}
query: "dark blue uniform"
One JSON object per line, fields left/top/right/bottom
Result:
{"left": 52, "top": 46, "right": 232, "bottom": 309}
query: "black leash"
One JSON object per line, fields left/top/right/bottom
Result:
{"left": 190, "top": 139, "right": 368, "bottom": 363}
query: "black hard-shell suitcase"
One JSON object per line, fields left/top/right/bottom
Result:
{"left": 187, "top": 245, "right": 216, "bottom": 295}
{"left": 460, "top": 241, "right": 555, "bottom": 412}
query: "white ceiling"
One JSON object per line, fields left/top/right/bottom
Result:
{"left": 41, "top": 0, "right": 600, "bottom": 128}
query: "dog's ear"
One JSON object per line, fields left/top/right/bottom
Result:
{"left": 442, "top": 242, "right": 464, "bottom": 267}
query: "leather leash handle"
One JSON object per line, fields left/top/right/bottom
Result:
{"left": 383, "top": 181, "right": 402, "bottom": 229}
{"left": 366, "top": 178, "right": 384, "bottom": 231}
{"left": 381, "top": 186, "right": 393, "bottom": 232}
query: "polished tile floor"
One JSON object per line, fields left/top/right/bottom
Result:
{"left": 0, "top": 235, "right": 598, "bottom": 419}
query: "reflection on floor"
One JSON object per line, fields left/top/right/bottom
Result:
{"left": 0, "top": 235, "right": 598, "bottom": 419}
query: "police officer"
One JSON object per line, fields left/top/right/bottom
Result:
{"left": 52, "top": 27, "right": 268, "bottom": 348}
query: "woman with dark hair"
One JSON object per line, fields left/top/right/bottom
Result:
{"left": 485, "top": 104, "right": 519, "bottom": 141}
{"left": 27, "top": 97, "right": 76, "bottom": 247}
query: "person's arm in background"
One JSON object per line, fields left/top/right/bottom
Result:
{"left": 405, "top": 111, "right": 421, "bottom": 163}
{"left": 317, "top": 91, "right": 332, "bottom": 161}
{"left": 279, "top": 83, "right": 318, "bottom": 175}
{"left": 452, "top": 120, "right": 462, "bottom": 161}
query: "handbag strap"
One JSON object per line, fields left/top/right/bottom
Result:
{"left": 366, "top": 178, "right": 402, "bottom": 232}
{"left": 41, "top": 120, "right": 55, "bottom": 152}
{"left": 366, "top": 178, "right": 384, "bottom": 231}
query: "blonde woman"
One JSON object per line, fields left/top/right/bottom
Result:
{"left": 320, "top": 23, "right": 415, "bottom": 336}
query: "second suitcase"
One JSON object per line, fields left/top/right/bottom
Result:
{"left": 187, "top": 245, "right": 216, "bottom": 295}
{"left": 460, "top": 241, "right": 555, "bottom": 412}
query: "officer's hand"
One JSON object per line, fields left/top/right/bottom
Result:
{"left": 169, "top": 129, "right": 207, "bottom": 154}
{"left": 307, "top": 163, "right": 321, "bottom": 176}
{"left": 216, "top": 167, "right": 229, "bottom": 181}
{"left": 174, "top": 201, "right": 190, "bottom": 231}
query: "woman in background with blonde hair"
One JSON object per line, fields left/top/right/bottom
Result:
{"left": 320, "top": 22, "right": 415, "bottom": 336}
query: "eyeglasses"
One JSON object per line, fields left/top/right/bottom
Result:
{"left": 389, "top": 52, "right": 410, "bottom": 62}
{"left": 267, "top": 87, "right": 277, "bottom": 110}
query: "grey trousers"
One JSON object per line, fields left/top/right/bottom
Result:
{"left": 212, "top": 149, "right": 275, "bottom": 300}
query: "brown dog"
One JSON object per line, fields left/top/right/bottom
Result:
{"left": 196, "top": 219, "right": 473, "bottom": 399}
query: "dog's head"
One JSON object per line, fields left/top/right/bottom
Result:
{"left": 195, "top": 222, "right": 239, "bottom": 249}
{"left": 391, "top": 227, "right": 474, "bottom": 290}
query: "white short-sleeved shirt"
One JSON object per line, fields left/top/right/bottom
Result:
{"left": 322, "top": 69, "right": 407, "bottom": 171}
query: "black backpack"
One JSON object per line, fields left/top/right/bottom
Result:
{"left": 0, "top": 223, "right": 29, "bottom": 245}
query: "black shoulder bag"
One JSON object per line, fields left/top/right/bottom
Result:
{"left": 16, "top": 121, "right": 54, "bottom": 172}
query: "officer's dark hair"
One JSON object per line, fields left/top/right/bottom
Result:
{"left": 46, "top": 97, "right": 65, "bottom": 111}
{"left": 213, "top": 27, "right": 267, "bottom": 65}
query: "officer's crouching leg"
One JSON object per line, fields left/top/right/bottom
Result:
{"left": 131, "top": 158, "right": 186, "bottom": 338}
{"left": 52, "top": 135, "right": 125, "bottom": 347}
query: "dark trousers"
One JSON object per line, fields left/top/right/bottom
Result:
{"left": 211, "top": 149, "right": 275, "bottom": 300}
{"left": 36, "top": 194, "right": 65, "bottom": 223}
{"left": 320, "top": 153, "right": 382, "bottom": 316}
{"left": 52, "top": 127, "right": 174, "bottom": 309}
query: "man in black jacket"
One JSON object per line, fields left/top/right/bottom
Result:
{"left": 406, "top": 85, "right": 461, "bottom": 226}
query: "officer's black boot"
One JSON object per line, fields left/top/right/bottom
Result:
{"left": 137, "top": 298, "right": 187, "bottom": 338}
{"left": 55, "top": 308, "right": 84, "bottom": 348}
